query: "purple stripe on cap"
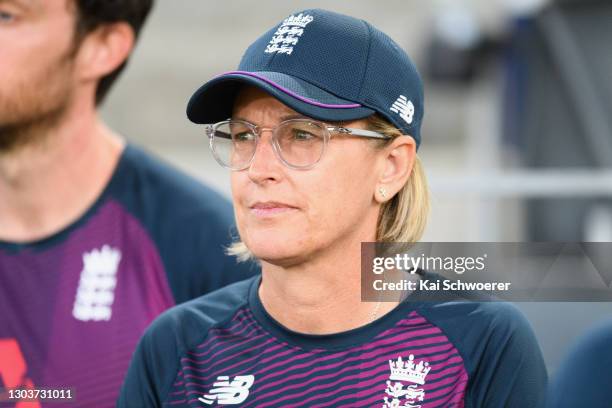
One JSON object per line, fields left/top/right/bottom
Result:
{"left": 218, "top": 71, "right": 362, "bottom": 109}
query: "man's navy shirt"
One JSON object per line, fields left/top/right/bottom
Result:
{"left": 0, "top": 145, "right": 256, "bottom": 407}
{"left": 119, "top": 271, "right": 547, "bottom": 407}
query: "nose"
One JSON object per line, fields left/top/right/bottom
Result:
{"left": 247, "top": 129, "right": 284, "bottom": 184}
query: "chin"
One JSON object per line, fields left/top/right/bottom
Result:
{"left": 244, "top": 231, "right": 310, "bottom": 267}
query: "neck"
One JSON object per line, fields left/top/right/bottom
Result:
{"left": 258, "top": 226, "right": 400, "bottom": 335}
{"left": 0, "top": 97, "right": 124, "bottom": 242}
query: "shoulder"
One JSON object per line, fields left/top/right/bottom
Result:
{"left": 119, "top": 277, "right": 258, "bottom": 407}
{"left": 111, "top": 144, "right": 232, "bottom": 219}
{"left": 418, "top": 297, "right": 532, "bottom": 334}
{"left": 145, "top": 276, "right": 256, "bottom": 350}
{"left": 413, "top": 271, "right": 534, "bottom": 339}
{"left": 416, "top": 300, "right": 546, "bottom": 406}
{"left": 428, "top": 300, "right": 537, "bottom": 348}
{"left": 416, "top": 300, "right": 541, "bottom": 368}
{"left": 466, "top": 301, "right": 531, "bottom": 331}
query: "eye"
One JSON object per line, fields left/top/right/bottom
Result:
{"left": 292, "top": 129, "right": 316, "bottom": 141}
{"left": 0, "top": 11, "right": 15, "bottom": 23}
{"left": 234, "top": 131, "right": 255, "bottom": 142}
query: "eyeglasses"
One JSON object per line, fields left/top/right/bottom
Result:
{"left": 204, "top": 118, "right": 391, "bottom": 170}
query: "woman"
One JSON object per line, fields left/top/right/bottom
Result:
{"left": 119, "top": 9, "right": 547, "bottom": 407}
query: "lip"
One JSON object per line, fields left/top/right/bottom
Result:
{"left": 249, "top": 201, "right": 299, "bottom": 217}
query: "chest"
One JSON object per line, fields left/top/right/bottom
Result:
{"left": 0, "top": 203, "right": 175, "bottom": 406}
{"left": 166, "top": 313, "right": 468, "bottom": 407}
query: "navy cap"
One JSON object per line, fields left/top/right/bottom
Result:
{"left": 187, "top": 9, "right": 424, "bottom": 147}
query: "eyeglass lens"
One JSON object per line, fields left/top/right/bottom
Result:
{"left": 211, "top": 120, "right": 326, "bottom": 169}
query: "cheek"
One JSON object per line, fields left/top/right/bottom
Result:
{"left": 304, "top": 163, "right": 376, "bottom": 231}
{"left": 230, "top": 173, "right": 249, "bottom": 226}
{"left": 5, "top": 14, "right": 74, "bottom": 70}
{"left": 307, "top": 181, "right": 342, "bottom": 222}
{"left": 228, "top": 151, "right": 377, "bottom": 251}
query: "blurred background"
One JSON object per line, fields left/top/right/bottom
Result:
{"left": 100, "top": 0, "right": 612, "bottom": 377}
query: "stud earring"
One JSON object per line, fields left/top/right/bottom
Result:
{"left": 379, "top": 187, "right": 387, "bottom": 199}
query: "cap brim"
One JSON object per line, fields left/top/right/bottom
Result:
{"left": 187, "top": 71, "right": 375, "bottom": 124}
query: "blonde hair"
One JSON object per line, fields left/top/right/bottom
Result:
{"left": 227, "top": 114, "right": 430, "bottom": 262}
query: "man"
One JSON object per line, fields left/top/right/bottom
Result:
{"left": 0, "top": 1, "right": 255, "bottom": 406}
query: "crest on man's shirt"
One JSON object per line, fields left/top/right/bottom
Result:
{"left": 72, "top": 245, "right": 121, "bottom": 322}
{"left": 383, "top": 355, "right": 430, "bottom": 408}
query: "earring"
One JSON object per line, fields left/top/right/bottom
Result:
{"left": 379, "top": 187, "right": 387, "bottom": 199}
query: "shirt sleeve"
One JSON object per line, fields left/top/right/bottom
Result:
{"left": 467, "top": 303, "right": 548, "bottom": 408}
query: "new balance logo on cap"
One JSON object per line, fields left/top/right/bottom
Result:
{"left": 390, "top": 95, "right": 415, "bottom": 125}
{"left": 198, "top": 375, "right": 255, "bottom": 405}
{"left": 264, "top": 13, "right": 314, "bottom": 55}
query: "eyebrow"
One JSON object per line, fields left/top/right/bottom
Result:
{"left": 0, "top": 0, "right": 36, "bottom": 11}
{"left": 232, "top": 113, "right": 312, "bottom": 123}
{"left": 280, "top": 113, "right": 310, "bottom": 121}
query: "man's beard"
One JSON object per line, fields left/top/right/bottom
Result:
{"left": 0, "top": 47, "right": 76, "bottom": 154}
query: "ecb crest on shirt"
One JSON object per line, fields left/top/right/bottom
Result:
{"left": 383, "top": 355, "right": 431, "bottom": 408}
{"left": 72, "top": 245, "right": 121, "bottom": 322}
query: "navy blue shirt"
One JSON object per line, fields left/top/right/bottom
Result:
{"left": 0, "top": 145, "right": 257, "bottom": 407}
{"left": 119, "top": 271, "right": 547, "bottom": 407}
{"left": 548, "top": 320, "right": 612, "bottom": 408}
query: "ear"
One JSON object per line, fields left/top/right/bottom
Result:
{"left": 374, "top": 136, "right": 417, "bottom": 203}
{"left": 75, "top": 22, "right": 135, "bottom": 83}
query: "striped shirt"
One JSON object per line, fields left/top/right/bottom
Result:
{"left": 119, "top": 272, "right": 547, "bottom": 407}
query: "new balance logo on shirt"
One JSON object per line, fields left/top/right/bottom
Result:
{"left": 199, "top": 375, "right": 255, "bottom": 405}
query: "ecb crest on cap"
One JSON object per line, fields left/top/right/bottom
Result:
{"left": 264, "top": 13, "right": 314, "bottom": 55}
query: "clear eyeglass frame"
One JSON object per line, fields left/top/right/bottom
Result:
{"left": 204, "top": 118, "right": 391, "bottom": 171}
